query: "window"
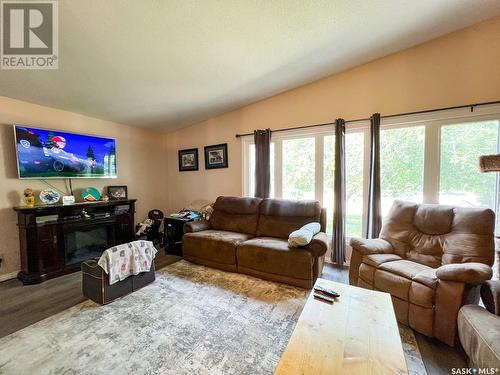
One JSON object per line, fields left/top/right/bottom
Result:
{"left": 345, "top": 132, "right": 365, "bottom": 237}
{"left": 323, "top": 135, "right": 334, "bottom": 234}
{"left": 380, "top": 126, "right": 425, "bottom": 220}
{"left": 439, "top": 120, "right": 499, "bottom": 208}
{"left": 242, "top": 104, "right": 500, "bottom": 261}
{"left": 282, "top": 137, "right": 315, "bottom": 200}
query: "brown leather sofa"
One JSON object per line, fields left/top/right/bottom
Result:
{"left": 349, "top": 200, "right": 495, "bottom": 346}
{"left": 458, "top": 281, "right": 500, "bottom": 368}
{"left": 182, "top": 196, "right": 330, "bottom": 288}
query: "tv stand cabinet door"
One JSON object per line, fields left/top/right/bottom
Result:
{"left": 115, "top": 214, "right": 134, "bottom": 244}
{"left": 36, "top": 224, "right": 61, "bottom": 274}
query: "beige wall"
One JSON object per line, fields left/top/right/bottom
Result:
{"left": 2, "top": 16, "right": 500, "bottom": 280}
{"left": 165, "top": 15, "right": 500, "bottom": 212}
{"left": 0, "top": 97, "right": 168, "bottom": 279}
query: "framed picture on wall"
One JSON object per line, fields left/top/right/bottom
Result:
{"left": 107, "top": 185, "right": 128, "bottom": 200}
{"left": 204, "top": 143, "right": 228, "bottom": 169}
{"left": 178, "top": 148, "right": 199, "bottom": 171}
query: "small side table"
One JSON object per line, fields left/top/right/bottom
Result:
{"left": 163, "top": 217, "right": 196, "bottom": 256}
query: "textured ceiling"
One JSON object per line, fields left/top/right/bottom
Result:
{"left": 1, "top": 0, "right": 500, "bottom": 130}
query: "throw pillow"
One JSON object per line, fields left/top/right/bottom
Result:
{"left": 288, "top": 222, "right": 321, "bottom": 247}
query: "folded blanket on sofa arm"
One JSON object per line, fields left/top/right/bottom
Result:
{"left": 98, "top": 240, "right": 157, "bottom": 285}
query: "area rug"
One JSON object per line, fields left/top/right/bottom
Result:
{"left": 0, "top": 260, "right": 426, "bottom": 374}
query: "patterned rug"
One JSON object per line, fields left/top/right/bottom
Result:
{"left": 0, "top": 260, "right": 426, "bottom": 374}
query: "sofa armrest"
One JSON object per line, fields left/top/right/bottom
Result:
{"left": 304, "top": 232, "right": 330, "bottom": 258}
{"left": 481, "top": 280, "right": 500, "bottom": 316}
{"left": 349, "top": 238, "right": 393, "bottom": 255}
{"left": 183, "top": 220, "right": 211, "bottom": 233}
{"left": 436, "top": 263, "right": 493, "bottom": 285}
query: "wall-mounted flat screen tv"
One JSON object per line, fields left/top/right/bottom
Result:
{"left": 14, "top": 125, "right": 118, "bottom": 179}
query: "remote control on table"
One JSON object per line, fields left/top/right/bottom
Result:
{"left": 313, "top": 292, "right": 334, "bottom": 304}
{"left": 314, "top": 285, "right": 340, "bottom": 298}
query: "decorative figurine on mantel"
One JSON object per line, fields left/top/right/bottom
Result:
{"left": 23, "top": 188, "right": 35, "bottom": 207}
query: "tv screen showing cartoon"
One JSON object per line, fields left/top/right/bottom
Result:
{"left": 14, "top": 125, "right": 117, "bottom": 179}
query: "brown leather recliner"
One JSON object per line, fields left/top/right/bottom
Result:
{"left": 183, "top": 196, "right": 330, "bottom": 288}
{"left": 349, "top": 200, "right": 495, "bottom": 346}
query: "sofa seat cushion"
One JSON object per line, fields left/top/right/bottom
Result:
{"left": 413, "top": 268, "right": 439, "bottom": 288}
{"left": 237, "top": 237, "right": 313, "bottom": 280}
{"left": 409, "top": 281, "right": 435, "bottom": 308}
{"left": 458, "top": 305, "right": 500, "bottom": 368}
{"left": 362, "top": 254, "right": 403, "bottom": 268}
{"left": 183, "top": 230, "right": 253, "bottom": 265}
{"left": 379, "top": 260, "right": 433, "bottom": 280}
{"left": 359, "top": 263, "right": 376, "bottom": 285}
{"left": 374, "top": 270, "right": 412, "bottom": 301}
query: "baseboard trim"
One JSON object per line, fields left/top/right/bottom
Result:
{"left": 0, "top": 271, "right": 18, "bottom": 282}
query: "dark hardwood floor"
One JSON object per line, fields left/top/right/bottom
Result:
{"left": 0, "top": 252, "right": 181, "bottom": 338}
{"left": 0, "top": 254, "right": 466, "bottom": 374}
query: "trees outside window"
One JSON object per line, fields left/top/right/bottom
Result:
{"left": 283, "top": 138, "right": 315, "bottom": 200}
{"left": 380, "top": 126, "right": 425, "bottom": 221}
{"left": 439, "top": 121, "right": 499, "bottom": 208}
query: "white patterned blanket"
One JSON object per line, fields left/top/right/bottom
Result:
{"left": 98, "top": 240, "right": 157, "bottom": 285}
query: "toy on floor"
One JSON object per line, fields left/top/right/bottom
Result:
{"left": 135, "top": 209, "right": 164, "bottom": 245}
{"left": 136, "top": 218, "right": 154, "bottom": 236}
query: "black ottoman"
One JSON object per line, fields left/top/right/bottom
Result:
{"left": 82, "top": 259, "right": 155, "bottom": 305}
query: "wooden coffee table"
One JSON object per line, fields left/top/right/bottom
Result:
{"left": 274, "top": 278, "right": 408, "bottom": 375}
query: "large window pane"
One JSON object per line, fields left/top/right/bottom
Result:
{"left": 248, "top": 143, "right": 275, "bottom": 197}
{"left": 323, "top": 133, "right": 365, "bottom": 237}
{"left": 439, "top": 121, "right": 499, "bottom": 208}
{"left": 380, "top": 126, "right": 425, "bottom": 219}
{"left": 283, "top": 137, "right": 315, "bottom": 200}
{"left": 323, "top": 136, "right": 334, "bottom": 234}
{"left": 249, "top": 144, "right": 255, "bottom": 197}
{"left": 345, "top": 132, "right": 364, "bottom": 237}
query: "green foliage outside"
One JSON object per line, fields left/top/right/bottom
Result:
{"left": 440, "top": 121, "right": 497, "bottom": 207}
{"left": 283, "top": 138, "right": 315, "bottom": 199}
{"left": 326, "top": 214, "right": 361, "bottom": 236}
{"left": 380, "top": 126, "right": 425, "bottom": 198}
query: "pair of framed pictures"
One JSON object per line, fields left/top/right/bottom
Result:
{"left": 178, "top": 143, "right": 228, "bottom": 172}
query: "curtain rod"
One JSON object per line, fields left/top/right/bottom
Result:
{"left": 234, "top": 100, "right": 500, "bottom": 138}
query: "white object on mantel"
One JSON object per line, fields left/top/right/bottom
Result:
{"left": 62, "top": 196, "right": 76, "bottom": 205}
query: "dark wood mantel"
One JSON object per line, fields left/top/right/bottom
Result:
{"left": 14, "top": 199, "right": 136, "bottom": 285}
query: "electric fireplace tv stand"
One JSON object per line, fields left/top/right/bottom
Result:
{"left": 13, "top": 199, "right": 136, "bottom": 285}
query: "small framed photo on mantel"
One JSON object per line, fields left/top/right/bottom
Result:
{"left": 107, "top": 185, "right": 128, "bottom": 200}
{"left": 178, "top": 148, "right": 199, "bottom": 171}
{"left": 204, "top": 143, "right": 228, "bottom": 169}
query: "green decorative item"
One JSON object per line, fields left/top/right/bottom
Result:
{"left": 82, "top": 187, "right": 101, "bottom": 202}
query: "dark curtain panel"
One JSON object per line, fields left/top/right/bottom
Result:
{"left": 254, "top": 129, "right": 271, "bottom": 198}
{"left": 366, "top": 113, "right": 382, "bottom": 238}
{"left": 332, "top": 118, "right": 346, "bottom": 264}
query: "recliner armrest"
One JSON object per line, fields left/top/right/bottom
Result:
{"left": 304, "top": 232, "right": 330, "bottom": 257}
{"left": 436, "top": 263, "right": 492, "bottom": 285}
{"left": 183, "top": 220, "right": 211, "bottom": 233}
{"left": 349, "top": 238, "right": 393, "bottom": 255}
{"left": 481, "top": 280, "right": 500, "bottom": 316}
